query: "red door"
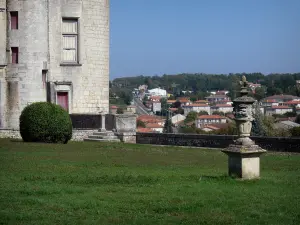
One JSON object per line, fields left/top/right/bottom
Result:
{"left": 57, "top": 92, "right": 69, "bottom": 112}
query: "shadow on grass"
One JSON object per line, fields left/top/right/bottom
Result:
{"left": 10, "top": 139, "right": 23, "bottom": 143}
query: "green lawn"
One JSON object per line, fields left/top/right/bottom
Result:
{"left": 0, "top": 139, "right": 300, "bottom": 225}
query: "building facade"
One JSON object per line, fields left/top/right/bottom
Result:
{"left": 196, "top": 115, "right": 227, "bottom": 128}
{"left": 0, "top": 0, "right": 110, "bottom": 129}
{"left": 183, "top": 104, "right": 210, "bottom": 116}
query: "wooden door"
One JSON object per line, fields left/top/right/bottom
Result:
{"left": 57, "top": 92, "right": 69, "bottom": 112}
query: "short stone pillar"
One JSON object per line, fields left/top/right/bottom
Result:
{"left": 222, "top": 76, "right": 266, "bottom": 180}
{"left": 222, "top": 144, "right": 266, "bottom": 179}
{"left": 99, "top": 113, "right": 106, "bottom": 132}
{"left": 113, "top": 114, "right": 137, "bottom": 143}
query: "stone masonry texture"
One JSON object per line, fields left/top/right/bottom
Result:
{"left": 0, "top": 0, "right": 110, "bottom": 129}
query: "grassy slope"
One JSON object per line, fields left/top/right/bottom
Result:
{"left": 0, "top": 139, "right": 299, "bottom": 225}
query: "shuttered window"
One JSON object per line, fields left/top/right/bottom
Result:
{"left": 11, "top": 47, "right": 18, "bottom": 64}
{"left": 62, "top": 19, "right": 78, "bottom": 63}
{"left": 10, "top": 11, "right": 18, "bottom": 29}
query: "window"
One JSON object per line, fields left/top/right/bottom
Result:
{"left": 10, "top": 11, "right": 18, "bottom": 29}
{"left": 42, "top": 70, "right": 47, "bottom": 89}
{"left": 62, "top": 19, "right": 78, "bottom": 63}
{"left": 11, "top": 47, "right": 18, "bottom": 64}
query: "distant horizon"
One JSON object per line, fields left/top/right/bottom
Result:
{"left": 110, "top": 71, "right": 300, "bottom": 81}
{"left": 110, "top": 0, "right": 300, "bottom": 79}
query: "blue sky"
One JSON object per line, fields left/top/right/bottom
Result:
{"left": 110, "top": 0, "right": 300, "bottom": 79}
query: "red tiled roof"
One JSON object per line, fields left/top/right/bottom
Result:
{"left": 177, "top": 97, "right": 190, "bottom": 101}
{"left": 214, "top": 104, "right": 233, "bottom": 107}
{"left": 264, "top": 99, "right": 277, "bottom": 103}
{"left": 283, "top": 100, "right": 300, "bottom": 105}
{"left": 198, "top": 115, "right": 226, "bottom": 119}
{"left": 169, "top": 108, "right": 178, "bottom": 111}
{"left": 206, "top": 95, "right": 229, "bottom": 98}
{"left": 265, "top": 95, "right": 300, "bottom": 100}
{"left": 194, "top": 100, "right": 208, "bottom": 103}
{"left": 167, "top": 100, "right": 176, "bottom": 103}
{"left": 150, "top": 96, "right": 161, "bottom": 100}
{"left": 137, "top": 128, "right": 153, "bottom": 133}
{"left": 110, "top": 105, "right": 118, "bottom": 109}
{"left": 178, "top": 99, "right": 190, "bottom": 103}
{"left": 137, "top": 115, "right": 163, "bottom": 122}
{"left": 185, "top": 104, "right": 208, "bottom": 107}
{"left": 146, "top": 123, "right": 163, "bottom": 128}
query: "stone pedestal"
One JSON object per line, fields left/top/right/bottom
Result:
{"left": 222, "top": 143, "right": 266, "bottom": 179}
{"left": 113, "top": 114, "right": 137, "bottom": 143}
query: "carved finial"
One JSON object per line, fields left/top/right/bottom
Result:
{"left": 239, "top": 75, "right": 248, "bottom": 88}
{"left": 242, "top": 75, "right": 246, "bottom": 82}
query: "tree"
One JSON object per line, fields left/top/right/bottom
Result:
{"left": 212, "top": 111, "right": 225, "bottom": 116}
{"left": 253, "top": 87, "right": 266, "bottom": 101}
{"left": 184, "top": 111, "right": 198, "bottom": 124}
{"left": 283, "top": 112, "right": 296, "bottom": 117}
{"left": 175, "top": 107, "right": 184, "bottom": 115}
{"left": 137, "top": 120, "right": 146, "bottom": 128}
{"left": 251, "top": 103, "right": 267, "bottom": 136}
{"left": 295, "top": 114, "right": 300, "bottom": 124}
{"left": 172, "top": 101, "right": 181, "bottom": 108}
{"left": 198, "top": 110, "right": 209, "bottom": 116}
{"left": 290, "top": 127, "right": 300, "bottom": 136}
{"left": 117, "top": 107, "right": 124, "bottom": 114}
{"left": 163, "top": 113, "right": 173, "bottom": 133}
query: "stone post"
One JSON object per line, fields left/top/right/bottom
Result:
{"left": 113, "top": 114, "right": 137, "bottom": 143}
{"left": 99, "top": 113, "right": 106, "bottom": 132}
{"left": 222, "top": 76, "right": 266, "bottom": 179}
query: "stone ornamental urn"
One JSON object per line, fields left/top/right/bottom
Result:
{"left": 222, "top": 76, "right": 266, "bottom": 179}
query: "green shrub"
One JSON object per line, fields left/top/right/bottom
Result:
{"left": 117, "top": 107, "right": 124, "bottom": 114}
{"left": 19, "top": 102, "right": 72, "bottom": 144}
{"left": 137, "top": 120, "right": 146, "bottom": 128}
{"left": 290, "top": 127, "right": 300, "bottom": 137}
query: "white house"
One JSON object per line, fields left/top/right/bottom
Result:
{"left": 265, "top": 106, "right": 293, "bottom": 116}
{"left": 148, "top": 88, "right": 167, "bottom": 97}
{"left": 171, "top": 114, "right": 186, "bottom": 125}
{"left": 196, "top": 115, "right": 227, "bottom": 128}
{"left": 210, "top": 104, "right": 233, "bottom": 114}
{"left": 152, "top": 102, "right": 161, "bottom": 113}
{"left": 146, "top": 123, "right": 164, "bottom": 133}
{"left": 183, "top": 104, "right": 211, "bottom": 116}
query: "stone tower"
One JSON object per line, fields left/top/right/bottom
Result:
{"left": 0, "top": 0, "right": 110, "bottom": 129}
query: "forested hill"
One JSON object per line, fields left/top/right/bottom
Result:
{"left": 111, "top": 73, "right": 300, "bottom": 101}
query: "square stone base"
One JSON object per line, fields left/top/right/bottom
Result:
{"left": 222, "top": 145, "right": 266, "bottom": 180}
{"left": 115, "top": 131, "right": 136, "bottom": 144}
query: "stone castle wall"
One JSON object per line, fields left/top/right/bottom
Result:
{"left": 48, "top": 0, "right": 109, "bottom": 115}
{"left": 0, "top": 0, "right": 110, "bottom": 129}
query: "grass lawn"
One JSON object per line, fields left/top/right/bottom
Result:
{"left": 0, "top": 139, "right": 300, "bottom": 225}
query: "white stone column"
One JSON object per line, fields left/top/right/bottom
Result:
{"left": 99, "top": 114, "right": 106, "bottom": 132}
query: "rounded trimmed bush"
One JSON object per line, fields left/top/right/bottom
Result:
{"left": 19, "top": 102, "right": 73, "bottom": 144}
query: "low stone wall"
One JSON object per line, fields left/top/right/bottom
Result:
{"left": 0, "top": 129, "right": 21, "bottom": 139}
{"left": 0, "top": 129, "right": 98, "bottom": 141}
{"left": 136, "top": 133, "right": 300, "bottom": 153}
{"left": 115, "top": 131, "right": 136, "bottom": 144}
